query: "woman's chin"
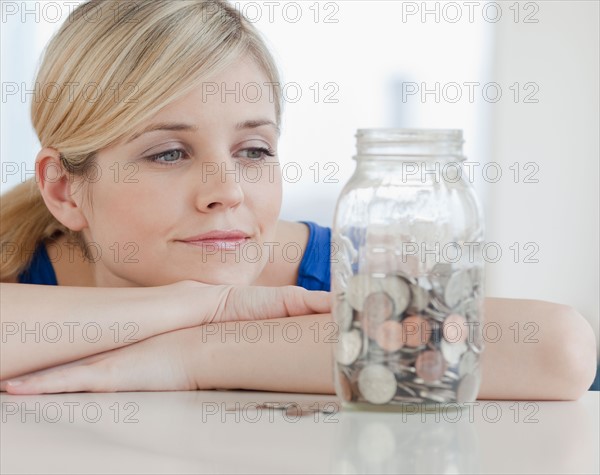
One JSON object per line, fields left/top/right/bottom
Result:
{"left": 177, "top": 266, "right": 259, "bottom": 286}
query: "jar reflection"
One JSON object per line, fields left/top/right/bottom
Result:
{"left": 330, "top": 408, "right": 481, "bottom": 474}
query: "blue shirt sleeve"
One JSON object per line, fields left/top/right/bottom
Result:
{"left": 296, "top": 221, "right": 331, "bottom": 291}
{"left": 17, "top": 243, "right": 58, "bottom": 285}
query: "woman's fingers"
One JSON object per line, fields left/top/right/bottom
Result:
{"left": 219, "top": 286, "right": 332, "bottom": 322}
{"left": 4, "top": 365, "right": 102, "bottom": 395}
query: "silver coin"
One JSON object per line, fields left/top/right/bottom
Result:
{"left": 357, "top": 364, "right": 397, "bottom": 404}
{"left": 336, "top": 329, "right": 363, "bottom": 365}
{"left": 456, "top": 371, "right": 480, "bottom": 403}
{"left": 397, "top": 382, "right": 418, "bottom": 397}
{"left": 432, "top": 262, "right": 454, "bottom": 278}
{"left": 467, "top": 328, "right": 484, "bottom": 355}
{"left": 440, "top": 339, "right": 468, "bottom": 366}
{"left": 380, "top": 275, "right": 411, "bottom": 316}
{"left": 334, "top": 295, "right": 354, "bottom": 333}
{"left": 430, "top": 294, "right": 452, "bottom": 314}
{"left": 444, "top": 270, "right": 473, "bottom": 308}
{"left": 443, "top": 370, "right": 460, "bottom": 381}
{"left": 458, "top": 350, "right": 478, "bottom": 377}
{"left": 418, "top": 389, "right": 454, "bottom": 403}
{"left": 347, "top": 274, "right": 382, "bottom": 311}
{"left": 459, "top": 298, "right": 480, "bottom": 321}
{"left": 409, "top": 282, "right": 430, "bottom": 313}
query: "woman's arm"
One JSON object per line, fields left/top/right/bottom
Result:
{"left": 477, "top": 297, "right": 597, "bottom": 400}
{"left": 0, "top": 281, "right": 331, "bottom": 381}
{"left": 195, "top": 297, "right": 597, "bottom": 399}
{"left": 4, "top": 297, "right": 596, "bottom": 399}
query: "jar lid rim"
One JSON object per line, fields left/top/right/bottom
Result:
{"left": 356, "top": 128, "right": 463, "bottom": 142}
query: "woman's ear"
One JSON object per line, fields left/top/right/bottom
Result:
{"left": 36, "top": 148, "right": 89, "bottom": 232}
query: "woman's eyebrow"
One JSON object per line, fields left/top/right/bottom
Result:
{"left": 236, "top": 119, "right": 280, "bottom": 136}
{"left": 125, "top": 123, "right": 199, "bottom": 144}
{"left": 125, "top": 119, "right": 280, "bottom": 144}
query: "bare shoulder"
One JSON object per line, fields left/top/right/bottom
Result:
{"left": 253, "top": 220, "right": 310, "bottom": 287}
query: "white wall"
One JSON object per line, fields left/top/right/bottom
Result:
{"left": 486, "top": 1, "right": 599, "bottom": 356}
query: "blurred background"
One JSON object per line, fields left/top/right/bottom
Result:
{"left": 1, "top": 1, "right": 598, "bottom": 359}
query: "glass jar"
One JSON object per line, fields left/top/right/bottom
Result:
{"left": 332, "top": 129, "right": 485, "bottom": 411}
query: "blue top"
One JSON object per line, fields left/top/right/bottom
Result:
{"left": 296, "top": 221, "right": 331, "bottom": 291}
{"left": 17, "top": 242, "right": 58, "bottom": 286}
{"left": 17, "top": 220, "right": 332, "bottom": 291}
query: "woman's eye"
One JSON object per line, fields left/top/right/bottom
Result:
{"left": 238, "top": 147, "right": 275, "bottom": 161}
{"left": 145, "top": 149, "right": 187, "bottom": 165}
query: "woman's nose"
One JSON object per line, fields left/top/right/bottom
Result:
{"left": 193, "top": 158, "right": 245, "bottom": 211}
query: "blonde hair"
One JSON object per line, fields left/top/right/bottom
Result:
{"left": 0, "top": 0, "right": 282, "bottom": 282}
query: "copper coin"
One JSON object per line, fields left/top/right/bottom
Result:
{"left": 347, "top": 274, "right": 381, "bottom": 311}
{"left": 442, "top": 313, "right": 468, "bottom": 343}
{"left": 401, "top": 315, "right": 431, "bottom": 347}
{"left": 415, "top": 350, "right": 447, "bottom": 382}
{"left": 374, "top": 320, "right": 405, "bottom": 352}
{"left": 362, "top": 291, "right": 395, "bottom": 337}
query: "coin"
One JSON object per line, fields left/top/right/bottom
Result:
{"left": 334, "top": 296, "right": 354, "bottom": 333}
{"left": 409, "top": 282, "right": 430, "bottom": 313}
{"left": 440, "top": 339, "right": 468, "bottom": 366}
{"left": 335, "top": 329, "right": 363, "bottom": 365}
{"left": 442, "top": 313, "right": 468, "bottom": 343}
{"left": 357, "top": 364, "right": 397, "bottom": 404}
{"left": 374, "top": 320, "right": 405, "bottom": 352}
{"left": 402, "top": 315, "right": 432, "bottom": 347}
{"left": 458, "top": 350, "right": 478, "bottom": 377}
{"left": 415, "top": 350, "right": 446, "bottom": 382}
{"left": 363, "top": 290, "right": 395, "bottom": 331}
{"left": 432, "top": 262, "right": 454, "bottom": 279}
{"left": 380, "top": 275, "right": 411, "bottom": 316}
{"left": 456, "top": 371, "right": 480, "bottom": 403}
{"left": 444, "top": 270, "right": 473, "bottom": 308}
{"left": 347, "top": 274, "right": 382, "bottom": 311}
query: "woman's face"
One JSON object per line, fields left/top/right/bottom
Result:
{"left": 75, "top": 59, "right": 282, "bottom": 287}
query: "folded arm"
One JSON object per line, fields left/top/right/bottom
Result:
{"left": 0, "top": 281, "right": 331, "bottom": 381}
{"left": 3, "top": 298, "right": 596, "bottom": 400}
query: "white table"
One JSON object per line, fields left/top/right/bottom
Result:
{"left": 1, "top": 391, "right": 598, "bottom": 474}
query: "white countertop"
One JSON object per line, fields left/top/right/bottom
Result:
{"left": 1, "top": 391, "right": 598, "bottom": 474}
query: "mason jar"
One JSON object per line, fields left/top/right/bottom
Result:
{"left": 332, "top": 129, "right": 485, "bottom": 411}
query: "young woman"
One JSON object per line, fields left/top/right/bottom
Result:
{"left": 0, "top": 0, "right": 596, "bottom": 398}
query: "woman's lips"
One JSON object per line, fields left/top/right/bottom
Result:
{"left": 177, "top": 229, "right": 251, "bottom": 250}
{"left": 179, "top": 237, "right": 250, "bottom": 250}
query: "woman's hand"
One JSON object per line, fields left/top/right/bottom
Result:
{"left": 2, "top": 327, "right": 201, "bottom": 394}
{"left": 2, "top": 313, "right": 338, "bottom": 395}
{"left": 177, "top": 280, "right": 332, "bottom": 324}
{"left": 1, "top": 281, "right": 332, "bottom": 381}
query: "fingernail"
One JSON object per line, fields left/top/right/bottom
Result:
{"left": 7, "top": 380, "right": 23, "bottom": 386}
